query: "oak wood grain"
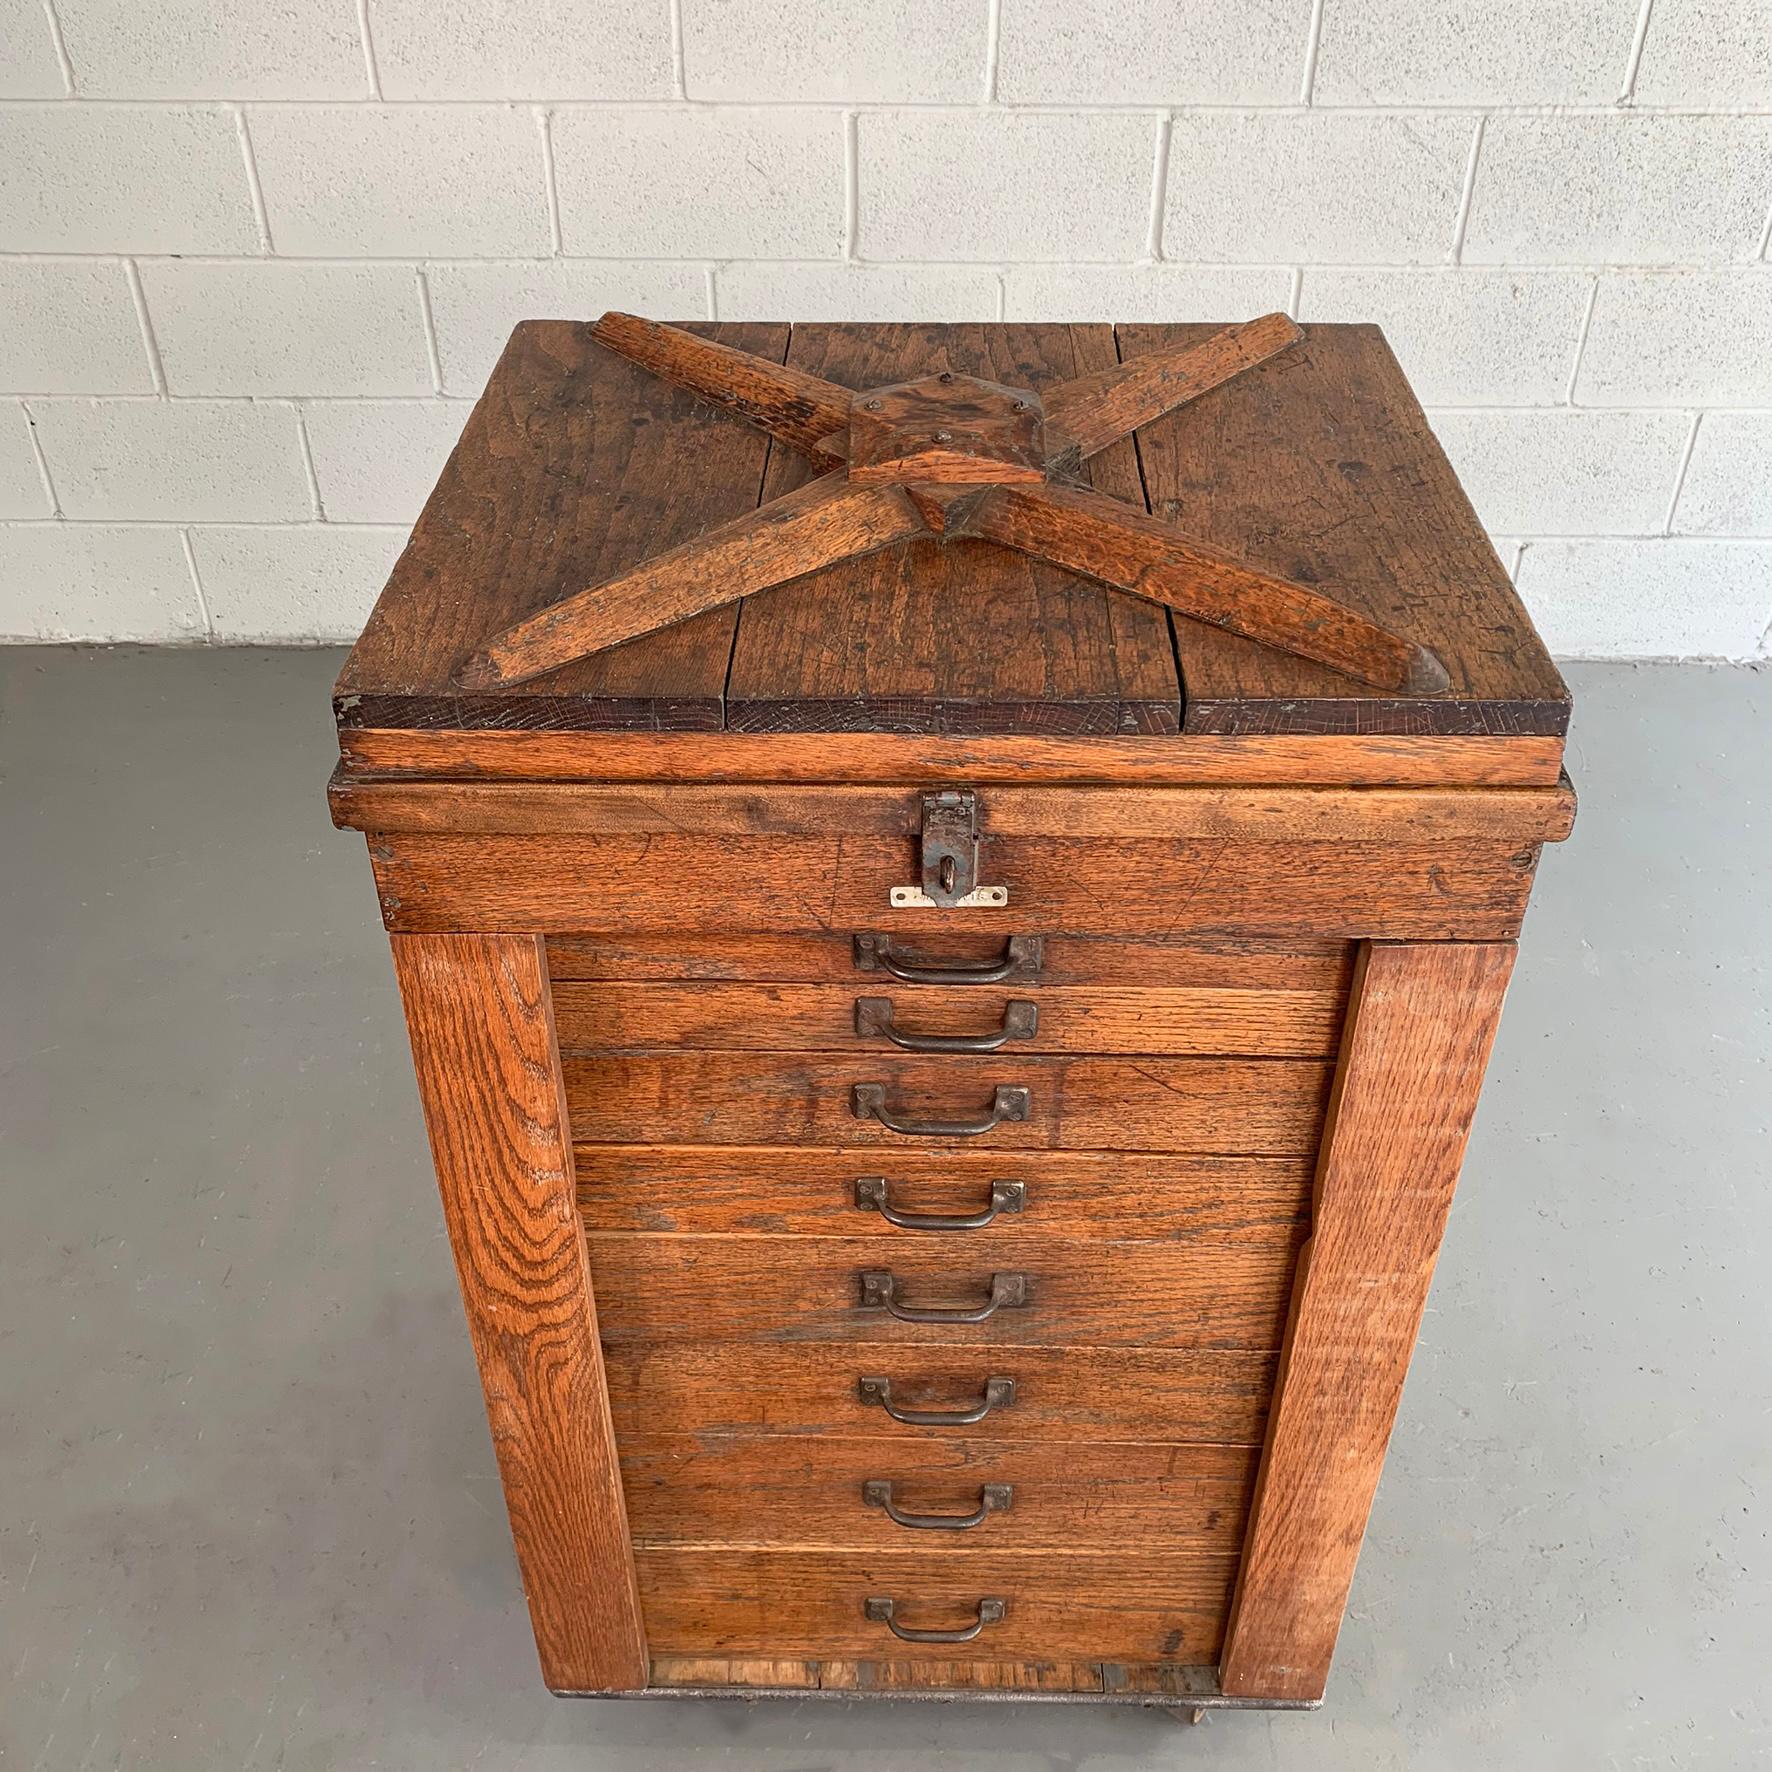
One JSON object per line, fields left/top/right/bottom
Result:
{"left": 590, "top": 310, "right": 853, "bottom": 456}
{"left": 1043, "top": 312, "right": 1301, "bottom": 468}
{"left": 455, "top": 472, "right": 925, "bottom": 691}
{"left": 551, "top": 979, "right": 1344, "bottom": 1056}
{"left": 560, "top": 1051, "right": 1331, "bottom": 1152}
{"left": 725, "top": 323, "right": 1183, "bottom": 736}
{"left": 369, "top": 832, "right": 1543, "bottom": 941}
{"left": 636, "top": 1548, "right": 1239, "bottom": 1662}
{"left": 389, "top": 932, "right": 645, "bottom": 1693}
{"left": 585, "top": 1230, "right": 1302, "bottom": 1347}
{"left": 602, "top": 1341, "right": 1277, "bottom": 1445}
{"left": 1219, "top": 940, "right": 1516, "bottom": 1703}
{"left": 544, "top": 931, "right": 1352, "bottom": 989}
{"left": 332, "top": 776, "right": 1577, "bottom": 845}
{"left": 573, "top": 1147, "right": 1313, "bottom": 1239}
{"left": 1123, "top": 323, "right": 1571, "bottom": 737}
{"left": 337, "top": 726, "right": 1569, "bottom": 788}
{"left": 620, "top": 1434, "right": 1258, "bottom": 1552}
{"left": 334, "top": 320, "right": 787, "bottom": 732}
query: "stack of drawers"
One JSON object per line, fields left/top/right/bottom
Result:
{"left": 548, "top": 919, "right": 1353, "bottom": 1675}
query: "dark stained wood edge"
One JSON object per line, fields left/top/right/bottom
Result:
{"left": 389, "top": 932, "right": 647, "bottom": 1693}
{"left": 336, "top": 727, "right": 1569, "bottom": 788}
{"left": 1219, "top": 939, "right": 1516, "bottom": 1703}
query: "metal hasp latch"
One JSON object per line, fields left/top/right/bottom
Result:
{"left": 890, "top": 788, "right": 1008, "bottom": 910}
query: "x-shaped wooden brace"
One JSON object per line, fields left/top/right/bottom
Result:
{"left": 458, "top": 312, "right": 1448, "bottom": 694}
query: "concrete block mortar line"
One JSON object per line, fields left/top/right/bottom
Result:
{"left": 354, "top": 0, "right": 383, "bottom": 99}
{"left": 5, "top": 94, "right": 1772, "bottom": 114}
{"left": 1661, "top": 413, "right": 1703, "bottom": 533}
{"left": 843, "top": 113, "right": 859, "bottom": 261}
{"left": 123, "top": 259, "right": 169, "bottom": 394}
{"left": 538, "top": 108, "right": 564, "bottom": 255}
{"left": 1299, "top": 0, "right": 1327, "bottom": 105}
{"left": 294, "top": 409, "right": 326, "bottom": 520}
{"left": 668, "top": 0, "right": 686, "bottom": 100}
{"left": 18, "top": 399, "right": 63, "bottom": 516}
{"left": 1449, "top": 115, "right": 1486, "bottom": 264}
{"left": 1758, "top": 197, "right": 1772, "bottom": 261}
{"left": 1143, "top": 115, "right": 1172, "bottom": 261}
{"left": 414, "top": 269, "right": 444, "bottom": 394}
{"left": 234, "top": 107, "right": 274, "bottom": 255}
{"left": 1620, "top": 0, "right": 1657, "bottom": 104}
{"left": 994, "top": 270, "right": 1006, "bottom": 322}
{"left": 0, "top": 516, "right": 417, "bottom": 530}
{"left": 38, "top": 0, "right": 74, "bottom": 94}
{"left": 177, "top": 525, "right": 216, "bottom": 638}
{"left": 984, "top": 0, "right": 1003, "bottom": 103}
{"left": 1564, "top": 277, "right": 1601, "bottom": 406}
{"left": 704, "top": 266, "right": 718, "bottom": 320}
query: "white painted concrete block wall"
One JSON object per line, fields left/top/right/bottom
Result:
{"left": 1, "top": 0, "right": 1768, "bottom": 657}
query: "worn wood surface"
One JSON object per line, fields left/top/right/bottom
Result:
{"left": 644, "top": 1656, "right": 1227, "bottom": 1696}
{"left": 337, "top": 727, "right": 1568, "bottom": 788}
{"left": 602, "top": 1341, "right": 1276, "bottom": 1445}
{"left": 544, "top": 931, "right": 1351, "bottom": 989}
{"left": 620, "top": 1434, "right": 1258, "bottom": 1552}
{"left": 369, "top": 832, "right": 1542, "bottom": 940}
{"left": 590, "top": 310, "right": 852, "bottom": 457}
{"left": 1124, "top": 323, "right": 1570, "bottom": 737}
{"left": 551, "top": 979, "right": 1344, "bottom": 1056}
{"left": 388, "top": 933, "right": 645, "bottom": 1693}
{"left": 560, "top": 1052, "right": 1330, "bottom": 1152}
{"left": 585, "top": 1231, "right": 1302, "bottom": 1346}
{"left": 1220, "top": 940, "right": 1516, "bottom": 1703}
{"left": 332, "top": 776, "right": 1576, "bottom": 844}
{"left": 456, "top": 472, "right": 924, "bottom": 691}
{"left": 725, "top": 324, "right": 1182, "bottom": 736}
{"left": 334, "top": 320, "right": 785, "bottom": 732}
{"left": 959, "top": 480, "right": 1447, "bottom": 695}
{"left": 636, "top": 1548, "right": 1238, "bottom": 1662}
{"left": 573, "top": 1147, "right": 1312, "bottom": 1238}
{"left": 1043, "top": 312, "right": 1301, "bottom": 469}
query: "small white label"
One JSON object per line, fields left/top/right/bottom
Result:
{"left": 889, "top": 884, "right": 1009, "bottom": 908}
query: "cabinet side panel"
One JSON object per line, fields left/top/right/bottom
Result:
{"left": 1220, "top": 939, "right": 1516, "bottom": 1702}
{"left": 390, "top": 931, "right": 646, "bottom": 1693}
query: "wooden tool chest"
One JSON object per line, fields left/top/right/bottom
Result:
{"left": 329, "top": 317, "right": 1573, "bottom": 1712}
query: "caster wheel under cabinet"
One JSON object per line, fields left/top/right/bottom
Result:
{"left": 328, "top": 313, "right": 1575, "bottom": 1712}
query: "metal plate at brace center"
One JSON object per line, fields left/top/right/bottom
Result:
{"left": 890, "top": 884, "right": 1010, "bottom": 908}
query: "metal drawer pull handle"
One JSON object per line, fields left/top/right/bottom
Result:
{"left": 855, "top": 996, "right": 1037, "bottom": 1052}
{"left": 857, "top": 1375, "right": 1015, "bottom": 1425}
{"left": 863, "top": 1480, "right": 1012, "bottom": 1532}
{"left": 864, "top": 1596, "right": 1007, "bottom": 1644}
{"left": 853, "top": 933, "right": 1044, "bottom": 985}
{"left": 851, "top": 1082, "right": 1030, "bottom": 1138}
{"left": 854, "top": 1176, "right": 1025, "bottom": 1231}
{"left": 860, "top": 1269, "right": 1030, "bottom": 1322}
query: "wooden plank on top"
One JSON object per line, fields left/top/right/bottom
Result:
{"left": 334, "top": 319, "right": 785, "bottom": 732}
{"left": 1124, "top": 323, "right": 1570, "bottom": 737}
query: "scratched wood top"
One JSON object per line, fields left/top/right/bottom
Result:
{"left": 333, "top": 319, "right": 1567, "bottom": 741}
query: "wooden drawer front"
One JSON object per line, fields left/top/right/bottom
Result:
{"left": 562, "top": 1053, "right": 1331, "bottom": 1152}
{"left": 553, "top": 979, "right": 1344, "bottom": 1057}
{"left": 604, "top": 1343, "right": 1274, "bottom": 1445}
{"left": 575, "top": 1147, "right": 1312, "bottom": 1239}
{"left": 587, "top": 1232, "right": 1299, "bottom": 1348}
{"left": 376, "top": 831, "right": 1538, "bottom": 940}
{"left": 547, "top": 930, "right": 1353, "bottom": 992}
{"left": 636, "top": 1548, "right": 1237, "bottom": 1663}
{"left": 621, "top": 1434, "right": 1257, "bottom": 1554}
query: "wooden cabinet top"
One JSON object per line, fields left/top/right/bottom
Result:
{"left": 333, "top": 319, "right": 1568, "bottom": 743}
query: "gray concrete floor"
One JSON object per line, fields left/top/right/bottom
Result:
{"left": 1, "top": 648, "right": 1767, "bottom": 1772}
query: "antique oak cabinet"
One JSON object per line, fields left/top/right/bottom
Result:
{"left": 329, "top": 317, "right": 1574, "bottom": 1713}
